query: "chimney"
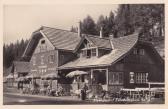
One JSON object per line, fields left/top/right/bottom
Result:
{"left": 78, "top": 21, "right": 81, "bottom": 37}
{"left": 100, "top": 27, "right": 103, "bottom": 38}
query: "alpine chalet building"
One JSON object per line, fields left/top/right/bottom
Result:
{"left": 21, "top": 25, "right": 164, "bottom": 94}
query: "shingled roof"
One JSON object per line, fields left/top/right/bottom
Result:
{"left": 13, "top": 61, "right": 30, "bottom": 73}
{"left": 59, "top": 32, "right": 139, "bottom": 69}
{"left": 41, "top": 26, "right": 82, "bottom": 51}
{"left": 23, "top": 26, "right": 115, "bottom": 59}
{"left": 85, "top": 35, "right": 112, "bottom": 49}
{"left": 40, "top": 26, "right": 113, "bottom": 50}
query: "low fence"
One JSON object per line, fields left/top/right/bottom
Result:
{"left": 119, "top": 87, "right": 165, "bottom": 101}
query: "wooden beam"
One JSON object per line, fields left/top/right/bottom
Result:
{"left": 106, "top": 68, "right": 109, "bottom": 91}
{"left": 96, "top": 47, "right": 99, "bottom": 57}
{"left": 90, "top": 69, "right": 93, "bottom": 85}
{"left": 148, "top": 82, "right": 165, "bottom": 85}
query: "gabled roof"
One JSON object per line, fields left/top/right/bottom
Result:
{"left": 59, "top": 32, "right": 139, "bottom": 69}
{"left": 12, "top": 61, "right": 30, "bottom": 73}
{"left": 23, "top": 26, "right": 114, "bottom": 59}
{"left": 41, "top": 26, "right": 82, "bottom": 51}
{"left": 41, "top": 27, "right": 112, "bottom": 51}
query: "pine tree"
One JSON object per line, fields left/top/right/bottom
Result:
{"left": 3, "top": 39, "right": 29, "bottom": 69}
{"left": 114, "top": 4, "right": 164, "bottom": 38}
{"left": 81, "top": 15, "right": 98, "bottom": 35}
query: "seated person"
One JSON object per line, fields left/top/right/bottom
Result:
{"left": 46, "top": 85, "right": 51, "bottom": 95}
{"left": 98, "top": 83, "right": 106, "bottom": 99}
{"left": 56, "top": 86, "right": 64, "bottom": 96}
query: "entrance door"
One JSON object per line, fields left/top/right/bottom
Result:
{"left": 92, "top": 69, "right": 106, "bottom": 85}
{"left": 91, "top": 69, "right": 107, "bottom": 94}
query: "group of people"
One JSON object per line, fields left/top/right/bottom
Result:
{"left": 79, "top": 83, "right": 106, "bottom": 100}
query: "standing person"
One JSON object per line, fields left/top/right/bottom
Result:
{"left": 81, "top": 83, "right": 88, "bottom": 100}
{"left": 19, "top": 81, "right": 24, "bottom": 93}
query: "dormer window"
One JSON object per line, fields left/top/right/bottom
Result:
{"left": 82, "top": 50, "right": 87, "bottom": 57}
{"left": 86, "top": 49, "right": 91, "bottom": 58}
{"left": 91, "top": 49, "right": 96, "bottom": 56}
{"left": 82, "top": 49, "right": 91, "bottom": 58}
{"left": 82, "top": 48, "right": 97, "bottom": 58}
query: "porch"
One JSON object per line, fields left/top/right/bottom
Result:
{"left": 61, "top": 68, "right": 124, "bottom": 96}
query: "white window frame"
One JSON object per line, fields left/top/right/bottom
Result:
{"left": 139, "top": 49, "right": 145, "bottom": 55}
{"left": 82, "top": 48, "right": 97, "bottom": 58}
{"left": 109, "top": 72, "right": 123, "bottom": 85}
{"left": 135, "top": 72, "right": 148, "bottom": 84}
{"left": 32, "top": 57, "right": 36, "bottom": 65}
{"left": 60, "top": 55, "right": 64, "bottom": 61}
{"left": 91, "top": 48, "right": 97, "bottom": 57}
{"left": 133, "top": 48, "right": 138, "bottom": 54}
{"left": 40, "top": 45, "right": 47, "bottom": 52}
{"left": 130, "top": 72, "right": 134, "bottom": 83}
{"left": 41, "top": 55, "right": 44, "bottom": 64}
{"left": 48, "top": 54, "right": 55, "bottom": 63}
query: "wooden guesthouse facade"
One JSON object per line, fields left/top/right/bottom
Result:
{"left": 21, "top": 25, "right": 164, "bottom": 94}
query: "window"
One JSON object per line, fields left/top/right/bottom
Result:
{"left": 133, "top": 49, "right": 138, "bottom": 54}
{"left": 41, "top": 56, "right": 44, "bottom": 64}
{"left": 133, "top": 48, "right": 145, "bottom": 55}
{"left": 32, "top": 57, "right": 36, "bottom": 65}
{"left": 92, "top": 70, "right": 106, "bottom": 85}
{"left": 82, "top": 48, "right": 97, "bottom": 58}
{"left": 60, "top": 55, "right": 64, "bottom": 61}
{"left": 139, "top": 49, "right": 145, "bottom": 55}
{"left": 48, "top": 55, "right": 55, "bottom": 63}
{"left": 135, "top": 73, "right": 148, "bottom": 83}
{"left": 82, "top": 49, "right": 91, "bottom": 58}
{"left": 86, "top": 49, "right": 91, "bottom": 58}
{"left": 109, "top": 72, "right": 123, "bottom": 85}
{"left": 41, "top": 40, "right": 45, "bottom": 44}
{"left": 82, "top": 50, "right": 87, "bottom": 57}
{"left": 91, "top": 49, "right": 97, "bottom": 56}
{"left": 40, "top": 68, "right": 46, "bottom": 75}
{"left": 129, "top": 72, "right": 134, "bottom": 83}
{"left": 40, "top": 45, "right": 47, "bottom": 52}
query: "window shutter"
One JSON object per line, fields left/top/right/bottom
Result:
{"left": 146, "top": 73, "right": 148, "bottom": 83}
{"left": 130, "top": 72, "right": 134, "bottom": 83}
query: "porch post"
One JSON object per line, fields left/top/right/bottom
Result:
{"left": 90, "top": 69, "right": 93, "bottom": 85}
{"left": 106, "top": 68, "right": 109, "bottom": 91}
{"left": 56, "top": 69, "right": 59, "bottom": 90}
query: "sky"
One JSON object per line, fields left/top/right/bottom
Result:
{"left": 3, "top": 4, "right": 118, "bottom": 44}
